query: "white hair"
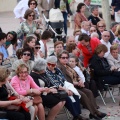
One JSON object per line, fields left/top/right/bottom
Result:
{"left": 91, "top": 32, "right": 99, "bottom": 38}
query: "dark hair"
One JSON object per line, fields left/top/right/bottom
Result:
{"left": 7, "top": 31, "right": 17, "bottom": 45}
{"left": 76, "top": 3, "right": 85, "bottom": 12}
{"left": 0, "top": 32, "right": 7, "bottom": 41}
{"left": 91, "top": 6, "right": 98, "bottom": 12}
{"left": 110, "top": 22, "right": 118, "bottom": 29}
{"left": 41, "top": 30, "right": 52, "bottom": 40}
{"left": 16, "top": 48, "right": 23, "bottom": 59}
{"left": 95, "top": 44, "right": 108, "bottom": 55}
{"left": 78, "top": 33, "right": 90, "bottom": 42}
{"left": 28, "top": 0, "right": 38, "bottom": 8}
{"left": 57, "top": 50, "right": 69, "bottom": 59}
{"left": 35, "top": 40, "right": 40, "bottom": 46}
{"left": 54, "top": 41, "right": 64, "bottom": 48}
{"left": 22, "top": 47, "right": 32, "bottom": 56}
{"left": 66, "top": 43, "right": 76, "bottom": 53}
{"left": 24, "top": 9, "right": 35, "bottom": 20}
{"left": 23, "top": 36, "right": 35, "bottom": 48}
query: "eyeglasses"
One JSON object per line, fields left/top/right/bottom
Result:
{"left": 23, "top": 53, "right": 31, "bottom": 56}
{"left": 28, "top": 14, "right": 34, "bottom": 17}
{"left": 98, "top": 26, "right": 104, "bottom": 28}
{"left": 19, "top": 71, "right": 28, "bottom": 74}
{"left": 35, "top": 47, "right": 40, "bottom": 49}
{"left": 103, "top": 35, "right": 110, "bottom": 37}
{"left": 30, "top": 2, "right": 36, "bottom": 5}
{"left": 60, "top": 57, "right": 68, "bottom": 59}
{"left": 47, "top": 63, "right": 56, "bottom": 67}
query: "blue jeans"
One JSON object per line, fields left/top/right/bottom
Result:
{"left": 65, "top": 95, "right": 81, "bottom": 117}
{"left": 62, "top": 12, "right": 68, "bottom": 35}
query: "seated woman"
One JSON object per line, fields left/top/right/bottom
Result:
{"left": 31, "top": 57, "right": 88, "bottom": 120}
{"left": 90, "top": 44, "right": 120, "bottom": 91}
{"left": 107, "top": 45, "right": 120, "bottom": 71}
{"left": 57, "top": 50, "right": 106, "bottom": 120}
{"left": 0, "top": 67, "right": 31, "bottom": 120}
{"left": 30, "top": 58, "right": 65, "bottom": 120}
{"left": 11, "top": 64, "right": 47, "bottom": 120}
{"left": 11, "top": 47, "right": 34, "bottom": 77}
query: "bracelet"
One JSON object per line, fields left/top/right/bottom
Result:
{"left": 30, "top": 88, "right": 33, "bottom": 94}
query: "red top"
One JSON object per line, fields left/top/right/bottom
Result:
{"left": 77, "top": 37, "right": 101, "bottom": 67}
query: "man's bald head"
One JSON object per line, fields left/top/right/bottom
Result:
{"left": 66, "top": 36, "right": 75, "bottom": 45}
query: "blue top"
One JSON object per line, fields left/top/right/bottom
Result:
{"left": 111, "top": 0, "right": 120, "bottom": 12}
{"left": 0, "top": 45, "right": 8, "bottom": 59}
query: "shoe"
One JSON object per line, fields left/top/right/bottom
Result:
{"left": 89, "top": 114, "right": 101, "bottom": 120}
{"left": 97, "top": 112, "right": 107, "bottom": 118}
{"left": 78, "top": 115, "right": 89, "bottom": 120}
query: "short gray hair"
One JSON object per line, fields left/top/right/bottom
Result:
{"left": 33, "top": 58, "right": 47, "bottom": 72}
{"left": 91, "top": 6, "right": 99, "bottom": 12}
{"left": 46, "top": 56, "right": 57, "bottom": 63}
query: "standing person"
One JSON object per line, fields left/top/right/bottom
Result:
{"left": 0, "top": 32, "right": 8, "bottom": 59}
{"left": 111, "top": 0, "right": 120, "bottom": 22}
{"left": 0, "top": 67, "right": 31, "bottom": 120}
{"left": 55, "top": 0, "right": 71, "bottom": 35}
{"left": 77, "top": 33, "right": 100, "bottom": 68}
{"left": 74, "top": 3, "right": 88, "bottom": 30}
{"left": 84, "top": 0, "right": 91, "bottom": 18}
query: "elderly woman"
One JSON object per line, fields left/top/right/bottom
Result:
{"left": 0, "top": 67, "right": 31, "bottom": 120}
{"left": 11, "top": 47, "right": 34, "bottom": 77}
{"left": 107, "top": 45, "right": 120, "bottom": 71}
{"left": 30, "top": 58, "right": 65, "bottom": 120}
{"left": 31, "top": 57, "right": 87, "bottom": 120}
{"left": 11, "top": 64, "right": 48, "bottom": 120}
{"left": 90, "top": 44, "right": 120, "bottom": 91}
{"left": 74, "top": 3, "right": 88, "bottom": 30}
{"left": 57, "top": 50, "right": 106, "bottom": 120}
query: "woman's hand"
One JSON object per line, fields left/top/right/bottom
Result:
{"left": 49, "top": 88, "right": 57, "bottom": 93}
{"left": 66, "top": 90, "right": 73, "bottom": 96}
{"left": 78, "top": 80, "right": 85, "bottom": 87}
{"left": 12, "top": 99, "right": 22, "bottom": 105}
{"left": 22, "top": 97, "right": 30, "bottom": 103}
{"left": 32, "top": 89, "right": 41, "bottom": 95}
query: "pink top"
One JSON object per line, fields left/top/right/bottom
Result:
{"left": 11, "top": 75, "right": 42, "bottom": 96}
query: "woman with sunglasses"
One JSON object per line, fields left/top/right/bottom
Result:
{"left": 57, "top": 50, "right": 107, "bottom": 120}
{"left": 11, "top": 47, "right": 34, "bottom": 77}
{"left": 34, "top": 41, "right": 44, "bottom": 61}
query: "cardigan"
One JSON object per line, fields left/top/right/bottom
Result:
{"left": 77, "top": 37, "right": 101, "bottom": 67}
{"left": 11, "top": 75, "right": 42, "bottom": 96}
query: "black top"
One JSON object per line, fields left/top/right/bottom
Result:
{"left": 0, "top": 85, "right": 8, "bottom": 101}
{"left": 88, "top": 14, "right": 100, "bottom": 25}
{"left": 111, "top": 0, "right": 120, "bottom": 12}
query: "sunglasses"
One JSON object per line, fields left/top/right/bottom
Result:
{"left": 28, "top": 14, "right": 34, "bottom": 17}
{"left": 23, "top": 53, "right": 31, "bottom": 56}
{"left": 30, "top": 2, "right": 36, "bottom": 5}
{"left": 90, "top": 30, "right": 96, "bottom": 32}
{"left": 47, "top": 63, "right": 56, "bottom": 67}
{"left": 35, "top": 47, "right": 40, "bottom": 49}
{"left": 98, "top": 26, "right": 104, "bottom": 28}
{"left": 60, "top": 57, "right": 68, "bottom": 59}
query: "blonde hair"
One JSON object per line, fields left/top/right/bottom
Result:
{"left": 115, "top": 24, "right": 120, "bottom": 36}
{"left": 97, "top": 21, "right": 106, "bottom": 28}
{"left": 0, "top": 67, "right": 10, "bottom": 82}
{"left": 110, "top": 45, "right": 118, "bottom": 52}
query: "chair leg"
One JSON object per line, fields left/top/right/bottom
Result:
{"left": 98, "top": 90, "right": 106, "bottom": 105}
{"left": 107, "top": 86, "right": 116, "bottom": 103}
{"left": 64, "top": 107, "right": 72, "bottom": 120}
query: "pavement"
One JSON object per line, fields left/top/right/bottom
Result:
{"left": 0, "top": 11, "right": 120, "bottom": 120}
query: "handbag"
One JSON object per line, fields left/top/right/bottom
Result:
{"left": 53, "top": 90, "right": 68, "bottom": 101}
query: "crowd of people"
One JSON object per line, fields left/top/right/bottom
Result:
{"left": 0, "top": 0, "right": 120, "bottom": 120}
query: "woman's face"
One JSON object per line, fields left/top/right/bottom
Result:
{"left": 111, "top": 49, "right": 118, "bottom": 59}
{"left": 7, "top": 34, "right": 14, "bottom": 41}
{"left": 47, "top": 62, "right": 56, "bottom": 71}
{"left": 27, "top": 38, "right": 35, "bottom": 48}
{"left": 98, "top": 51, "right": 105, "bottom": 58}
{"left": 97, "top": 23, "right": 105, "bottom": 32}
{"left": 27, "top": 12, "right": 35, "bottom": 21}
{"left": 22, "top": 51, "right": 31, "bottom": 61}
{"left": 54, "top": 44, "right": 63, "bottom": 54}
{"left": 69, "top": 58, "right": 76, "bottom": 68}
{"left": 80, "top": 5, "right": 86, "bottom": 12}
{"left": 34, "top": 45, "right": 40, "bottom": 52}
{"left": 59, "top": 53, "right": 69, "bottom": 65}
{"left": 29, "top": 1, "right": 36, "bottom": 9}
{"left": 18, "top": 67, "right": 28, "bottom": 80}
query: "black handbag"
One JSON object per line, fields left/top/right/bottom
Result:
{"left": 53, "top": 90, "right": 68, "bottom": 101}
